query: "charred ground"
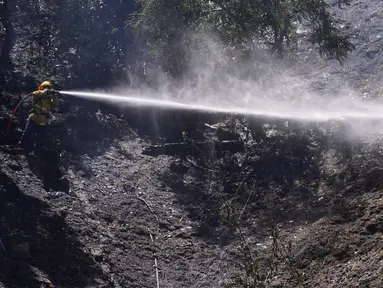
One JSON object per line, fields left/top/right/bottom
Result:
{"left": 1, "top": 1, "right": 383, "bottom": 288}
{"left": 2, "top": 100, "right": 383, "bottom": 288}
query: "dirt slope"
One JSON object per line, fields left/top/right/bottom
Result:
{"left": 2, "top": 107, "right": 383, "bottom": 288}
{"left": 1, "top": 1, "right": 383, "bottom": 288}
{"left": 0, "top": 111, "right": 240, "bottom": 288}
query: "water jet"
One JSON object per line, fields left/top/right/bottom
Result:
{"left": 61, "top": 91, "right": 383, "bottom": 123}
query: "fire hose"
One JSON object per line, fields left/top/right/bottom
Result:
{"left": 6, "top": 93, "right": 32, "bottom": 135}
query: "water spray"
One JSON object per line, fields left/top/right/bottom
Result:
{"left": 60, "top": 90, "right": 383, "bottom": 122}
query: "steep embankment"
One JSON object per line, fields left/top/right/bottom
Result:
{"left": 0, "top": 108, "right": 240, "bottom": 287}
{"left": 1, "top": 1, "right": 383, "bottom": 288}
{"left": 2, "top": 108, "right": 383, "bottom": 288}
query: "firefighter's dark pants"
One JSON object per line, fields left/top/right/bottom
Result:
{"left": 20, "top": 119, "right": 46, "bottom": 155}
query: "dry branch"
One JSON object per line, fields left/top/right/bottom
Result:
{"left": 148, "top": 228, "right": 160, "bottom": 288}
{"left": 142, "top": 140, "right": 245, "bottom": 156}
{"left": 137, "top": 196, "right": 159, "bottom": 223}
{"left": 185, "top": 157, "right": 219, "bottom": 173}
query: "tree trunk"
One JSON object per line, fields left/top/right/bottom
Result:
{"left": 280, "top": 16, "right": 290, "bottom": 51}
{"left": 0, "top": 0, "right": 14, "bottom": 71}
{"left": 271, "top": 0, "right": 284, "bottom": 57}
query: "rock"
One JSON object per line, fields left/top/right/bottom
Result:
{"left": 13, "top": 242, "right": 31, "bottom": 259}
{"left": 170, "top": 161, "right": 189, "bottom": 174}
{"left": 365, "top": 217, "right": 383, "bottom": 234}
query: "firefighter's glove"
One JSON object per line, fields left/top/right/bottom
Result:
{"left": 45, "top": 89, "right": 60, "bottom": 98}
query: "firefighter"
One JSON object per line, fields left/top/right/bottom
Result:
{"left": 19, "top": 81, "right": 59, "bottom": 156}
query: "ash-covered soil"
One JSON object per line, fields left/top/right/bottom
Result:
{"left": 1, "top": 1, "right": 383, "bottom": 288}
{"left": 1, "top": 106, "right": 383, "bottom": 288}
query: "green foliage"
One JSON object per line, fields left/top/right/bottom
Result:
{"left": 1, "top": 0, "right": 355, "bottom": 86}
{"left": 131, "top": 0, "right": 205, "bottom": 77}
{"left": 132, "top": 0, "right": 355, "bottom": 76}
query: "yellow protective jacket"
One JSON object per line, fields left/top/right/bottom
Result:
{"left": 28, "top": 90, "right": 58, "bottom": 125}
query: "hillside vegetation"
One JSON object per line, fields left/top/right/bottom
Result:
{"left": 1, "top": 0, "right": 383, "bottom": 287}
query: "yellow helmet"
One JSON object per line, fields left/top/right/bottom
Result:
{"left": 38, "top": 81, "right": 52, "bottom": 90}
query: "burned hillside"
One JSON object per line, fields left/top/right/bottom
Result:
{"left": 1, "top": 0, "right": 383, "bottom": 288}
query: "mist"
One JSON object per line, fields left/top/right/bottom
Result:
{"left": 64, "top": 33, "right": 383, "bottom": 138}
